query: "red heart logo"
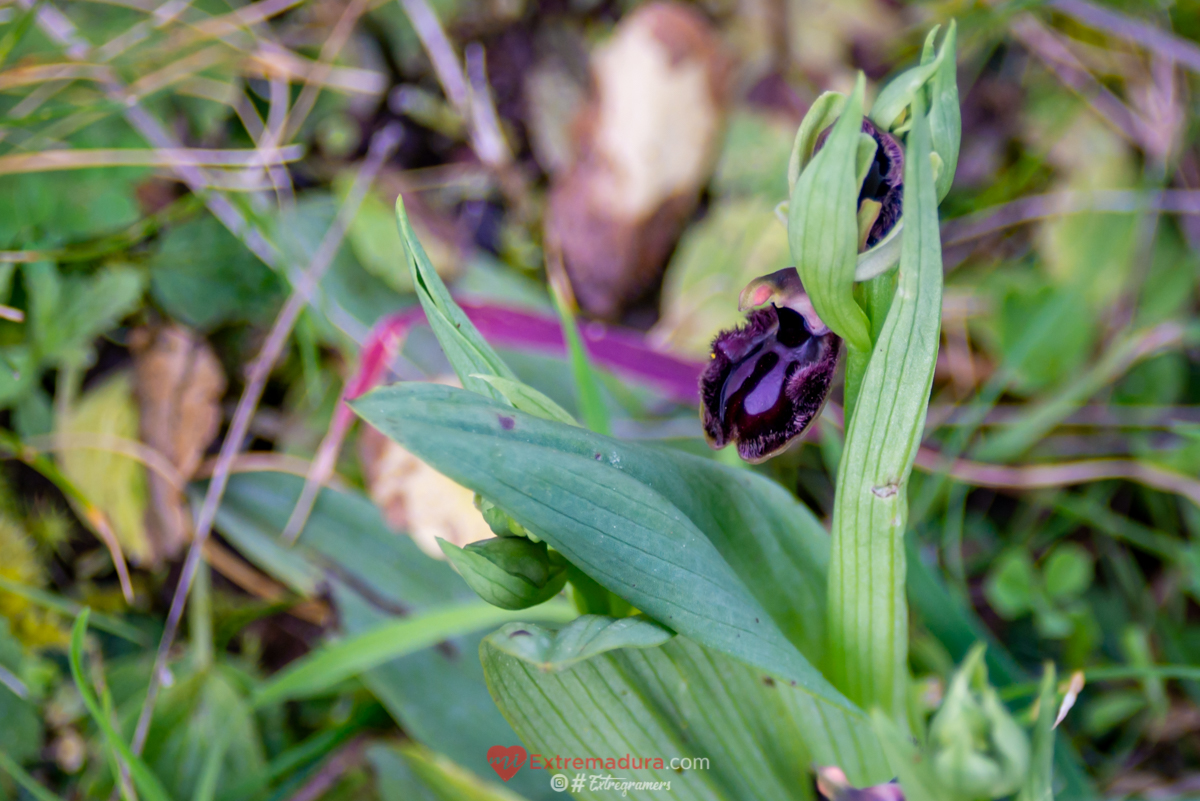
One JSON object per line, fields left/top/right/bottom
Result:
{"left": 486, "top": 745, "right": 527, "bottom": 782}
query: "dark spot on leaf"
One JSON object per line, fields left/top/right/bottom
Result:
{"left": 762, "top": 676, "right": 775, "bottom": 687}
{"left": 594, "top": 453, "right": 602, "bottom": 460}
{"left": 755, "top": 617, "right": 759, "bottom": 623}
{"left": 498, "top": 415, "right": 515, "bottom": 430}
{"left": 509, "top": 629, "right": 531, "bottom": 637}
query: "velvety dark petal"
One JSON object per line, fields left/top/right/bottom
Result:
{"left": 701, "top": 304, "right": 841, "bottom": 463}
{"left": 814, "top": 117, "right": 904, "bottom": 248}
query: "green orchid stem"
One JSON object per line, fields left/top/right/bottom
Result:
{"left": 827, "top": 90, "right": 943, "bottom": 729}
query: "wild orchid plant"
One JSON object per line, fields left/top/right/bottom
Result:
{"left": 353, "top": 22, "right": 1066, "bottom": 801}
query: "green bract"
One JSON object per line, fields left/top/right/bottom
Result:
{"left": 787, "top": 90, "right": 847, "bottom": 195}
{"left": 789, "top": 73, "right": 872, "bottom": 353}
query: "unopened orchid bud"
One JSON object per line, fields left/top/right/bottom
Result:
{"left": 700, "top": 268, "right": 840, "bottom": 463}
{"left": 440, "top": 536, "right": 568, "bottom": 610}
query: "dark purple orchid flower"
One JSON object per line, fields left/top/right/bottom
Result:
{"left": 815, "top": 117, "right": 904, "bottom": 248}
{"left": 700, "top": 268, "right": 840, "bottom": 463}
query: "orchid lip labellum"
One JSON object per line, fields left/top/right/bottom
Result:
{"left": 701, "top": 268, "right": 841, "bottom": 463}
{"left": 815, "top": 117, "right": 904, "bottom": 248}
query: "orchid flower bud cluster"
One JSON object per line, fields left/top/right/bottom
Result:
{"left": 701, "top": 23, "right": 959, "bottom": 462}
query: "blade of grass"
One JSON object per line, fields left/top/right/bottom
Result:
{"left": 252, "top": 599, "right": 576, "bottom": 707}
{"left": 0, "top": 750, "right": 64, "bottom": 801}
{"left": 0, "top": 575, "right": 148, "bottom": 644}
{"left": 69, "top": 610, "right": 172, "bottom": 801}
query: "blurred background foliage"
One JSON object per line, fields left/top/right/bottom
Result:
{"left": 0, "top": 0, "right": 1198, "bottom": 797}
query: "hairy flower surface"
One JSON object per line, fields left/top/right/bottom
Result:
{"left": 701, "top": 275, "right": 840, "bottom": 462}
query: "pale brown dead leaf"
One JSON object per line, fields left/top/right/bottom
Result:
{"left": 131, "top": 325, "right": 226, "bottom": 564}
{"left": 546, "top": 2, "right": 732, "bottom": 319}
{"left": 358, "top": 425, "right": 494, "bottom": 560}
{"left": 357, "top": 377, "right": 492, "bottom": 559}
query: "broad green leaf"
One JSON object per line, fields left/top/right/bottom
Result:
{"left": 985, "top": 550, "right": 1037, "bottom": 618}
{"left": 57, "top": 372, "right": 149, "bottom": 563}
{"left": 1043, "top": 544, "right": 1093, "bottom": 601}
{"left": 619, "top": 636, "right": 889, "bottom": 789}
{"left": 0, "top": 170, "right": 142, "bottom": 249}
{"left": 353, "top": 381, "right": 830, "bottom": 664}
{"left": 396, "top": 194, "right": 515, "bottom": 400}
{"left": 486, "top": 615, "right": 673, "bottom": 671}
{"left": 928, "top": 22, "right": 960, "bottom": 201}
{"left": 27, "top": 262, "right": 144, "bottom": 367}
{"left": 352, "top": 383, "right": 840, "bottom": 691}
{"left": 485, "top": 630, "right": 890, "bottom": 794}
{"left": 150, "top": 216, "right": 283, "bottom": 330}
{"left": 253, "top": 599, "right": 576, "bottom": 706}
{"left": 790, "top": 74, "right": 872, "bottom": 352}
{"left": 787, "top": 91, "right": 846, "bottom": 195}
{"left": 828, "top": 89, "right": 943, "bottom": 723}
{"left": 481, "top": 638, "right": 729, "bottom": 801}
{"left": 471, "top": 375, "right": 578, "bottom": 426}
{"left": 194, "top": 482, "right": 323, "bottom": 596}
{"left": 69, "top": 610, "right": 172, "bottom": 801}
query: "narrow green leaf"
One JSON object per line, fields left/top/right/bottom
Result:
{"left": 1018, "top": 664, "right": 1057, "bottom": 801}
{"left": 372, "top": 742, "right": 528, "bottom": 801}
{"left": 0, "top": 575, "right": 148, "bottom": 644}
{"left": 827, "top": 89, "right": 943, "bottom": 724}
{"left": 790, "top": 74, "right": 872, "bottom": 352}
{"left": 928, "top": 21, "right": 960, "bottom": 201}
{"left": 787, "top": 91, "right": 847, "bottom": 195}
{"left": 470, "top": 374, "right": 578, "bottom": 426}
{"left": 854, "top": 221, "right": 904, "bottom": 282}
{"left": 252, "top": 600, "right": 576, "bottom": 706}
{"left": 69, "top": 611, "right": 173, "bottom": 801}
{"left": 395, "top": 195, "right": 516, "bottom": 400}
{"left": 869, "top": 27, "right": 943, "bottom": 132}
{"left": 0, "top": 749, "right": 64, "bottom": 801}
{"left": 486, "top": 615, "right": 673, "bottom": 671}
{"left": 0, "top": 0, "right": 44, "bottom": 67}
{"left": 551, "top": 286, "right": 611, "bottom": 435}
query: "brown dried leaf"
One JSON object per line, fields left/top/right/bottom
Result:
{"left": 131, "top": 324, "right": 226, "bottom": 564}
{"left": 546, "top": 2, "right": 732, "bottom": 319}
